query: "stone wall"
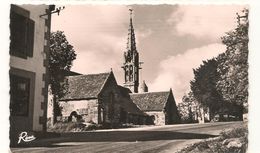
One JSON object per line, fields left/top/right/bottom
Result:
{"left": 146, "top": 111, "right": 165, "bottom": 125}
{"left": 59, "top": 99, "right": 99, "bottom": 123}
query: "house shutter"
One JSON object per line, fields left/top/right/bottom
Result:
{"left": 27, "top": 19, "right": 35, "bottom": 57}
{"left": 10, "top": 11, "right": 28, "bottom": 58}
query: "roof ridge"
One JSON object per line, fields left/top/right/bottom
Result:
{"left": 130, "top": 91, "right": 169, "bottom": 95}
{"left": 66, "top": 72, "right": 110, "bottom": 78}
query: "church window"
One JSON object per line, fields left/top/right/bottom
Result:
{"left": 130, "top": 66, "right": 133, "bottom": 81}
{"left": 125, "top": 66, "right": 128, "bottom": 82}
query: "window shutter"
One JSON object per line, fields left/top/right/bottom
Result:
{"left": 27, "top": 18, "right": 35, "bottom": 57}
{"left": 10, "top": 11, "right": 28, "bottom": 58}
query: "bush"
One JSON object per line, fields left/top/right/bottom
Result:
{"left": 177, "top": 125, "right": 248, "bottom": 153}
{"left": 220, "top": 126, "right": 247, "bottom": 139}
{"left": 48, "top": 122, "right": 86, "bottom": 133}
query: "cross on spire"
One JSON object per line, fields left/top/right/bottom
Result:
{"left": 129, "top": 8, "right": 133, "bottom": 18}
{"left": 127, "top": 8, "right": 136, "bottom": 52}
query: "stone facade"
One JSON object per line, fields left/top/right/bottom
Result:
{"left": 98, "top": 72, "right": 122, "bottom": 125}
{"left": 59, "top": 99, "right": 99, "bottom": 123}
{"left": 146, "top": 111, "right": 165, "bottom": 125}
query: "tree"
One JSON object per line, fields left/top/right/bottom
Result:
{"left": 190, "top": 59, "right": 224, "bottom": 120}
{"left": 178, "top": 91, "right": 198, "bottom": 123}
{"left": 49, "top": 31, "right": 76, "bottom": 124}
{"left": 217, "top": 9, "right": 249, "bottom": 118}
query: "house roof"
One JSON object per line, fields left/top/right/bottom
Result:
{"left": 130, "top": 91, "right": 170, "bottom": 111}
{"left": 60, "top": 72, "right": 111, "bottom": 100}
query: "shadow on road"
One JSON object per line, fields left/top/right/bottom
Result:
{"left": 13, "top": 130, "right": 217, "bottom": 148}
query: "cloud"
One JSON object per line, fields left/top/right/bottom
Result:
{"left": 71, "top": 34, "right": 125, "bottom": 74}
{"left": 149, "top": 43, "right": 226, "bottom": 103}
{"left": 169, "top": 5, "right": 246, "bottom": 40}
{"left": 51, "top": 6, "right": 129, "bottom": 76}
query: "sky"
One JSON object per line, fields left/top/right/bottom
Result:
{"left": 52, "top": 5, "right": 246, "bottom": 103}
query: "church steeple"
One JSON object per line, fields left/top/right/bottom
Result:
{"left": 122, "top": 9, "right": 140, "bottom": 93}
{"left": 127, "top": 9, "right": 137, "bottom": 52}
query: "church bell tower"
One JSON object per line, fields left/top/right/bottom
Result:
{"left": 122, "top": 9, "right": 141, "bottom": 93}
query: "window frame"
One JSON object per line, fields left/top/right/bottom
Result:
{"left": 9, "top": 67, "right": 35, "bottom": 117}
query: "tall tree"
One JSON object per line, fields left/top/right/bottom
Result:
{"left": 190, "top": 59, "right": 224, "bottom": 120}
{"left": 216, "top": 9, "right": 249, "bottom": 118}
{"left": 49, "top": 31, "right": 76, "bottom": 124}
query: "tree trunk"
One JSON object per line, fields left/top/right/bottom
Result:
{"left": 188, "top": 106, "right": 193, "bottom": 123}
{"left": 52, "top": 95, "right": 58, "bottom": 125}
{"left": 238, "top": 105, "right": 244, "bottom": 121}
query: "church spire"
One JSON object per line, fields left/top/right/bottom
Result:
{"left": 122, "top": 9, "right": 140, "bottom": 93}
{"left": 127, "top": 9, "right": 137, "bottom": 52}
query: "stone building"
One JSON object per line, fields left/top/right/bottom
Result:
{"left": 130, "top": 90, "right": 180, "bottom": 125}
{"left": 58, "top": 71, "right": 148, "bottom": 126}
{"left": 9, "top": 4, "right": 54, "bottom": 144}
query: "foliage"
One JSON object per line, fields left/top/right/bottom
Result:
{"left": 49, "top": 31, "right": 77, "bottom": 123}
{"left": 178, "top": 92, "right": 198, "bottom": 123}
{"left": 186, "top": 9, "right": 249, "bottom": 121}
{"left": 190, "top": 59, "right": 224, "bottom": 119}
{"left": 216, "top": 9, "right": 249, "bottom": 114}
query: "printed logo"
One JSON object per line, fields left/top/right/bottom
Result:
{"left": 18, "top": 132, "right": 36, "bottom": 144}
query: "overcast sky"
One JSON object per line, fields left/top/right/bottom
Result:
{"left": 52, "top": 5, "right": 246, "bottom": 103}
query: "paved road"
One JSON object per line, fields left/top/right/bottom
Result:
{"left": 11, "top": 122, "right": 244, "bottom": 153}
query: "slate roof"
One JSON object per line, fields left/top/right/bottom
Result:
{"left": 60, "top": 72, "right": 111, "bottom": 100}
{"left": 130, "top": 91, "right": 170, "bottom": 111}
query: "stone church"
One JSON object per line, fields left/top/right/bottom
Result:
{"left": 58, "top": 71, "right": 150, "bottom": 126}
{"left": 56, "top": 9, "right": 180, "bottom": 126}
